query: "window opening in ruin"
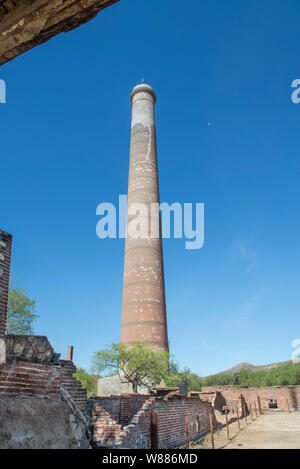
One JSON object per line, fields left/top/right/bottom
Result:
{"left": 269, "top": 399, "right": 278, "bottom": 409}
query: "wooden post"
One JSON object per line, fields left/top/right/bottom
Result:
{"left": 196, "top": 415, "right": 200, "bottom": 434}
{"left": 249, "top": 403, "right": 253, "bottom": 421}
{"left": 287, "top": 399, "right": 291, "bottom": 413}
{"left": 67, "top": 345, "right": 74, "bottom": 361}
{"left": 209, "top": 412, "right": 215, "bottom": 449}
{"left": 225, "top": 407, "right": 230, "bottom": 440}
{"left": 254, "top": 401, "right": 258, "bottom": 417}
{"left": 236, "top": 406, "right": 240, "bottom": 430}
{"left": 243, "top": 404, "right": 248, "bottom": 425}
{"left": 150, "top": 412, "right": 158, "bottom": 449}
{"left": 185, "top": 418, "right": 189, "bottom": 449}
{"left": 257, "top": 396, "right": 262, "bottom": 414}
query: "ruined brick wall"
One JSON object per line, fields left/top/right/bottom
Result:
{"left": 0, "top": 356, "right": 87, "bottom": 412}
{"left": 202, "top": 385, "right": 300, "bottom": 411}
{"left": 117, "top": 397, "right": 154, "bottom": 449}
{"left": 90, "top": 396, "right": 123, "bottom": 421}
{"left": 89, "top": 393, "right": 151, "bottom": 424}
{"left": 0, "top": 335, "right": 90, "bottom": 448}
{"left": 153, "top": 397, "right": 217, "bottom": 448}
{"left": 0, "top": 230, "right": 12, "bottom": 337}
{"left": 59, "top": 359, "right": 87, "bottom": 413}
{"left": 213, "top": 391, "right": 227, "bottom": 412}
{"left": 289, "top": 386, "right": 300, "bottom": 410}
{"left": 89, "top": 394, "right": 151, "bottom": 447}
{"left": 0, "top": 335, "right": 87, "bottom": 412}
{"left": 0, "top": 358, "right": 61, "bottom": 397}
{"left": 119, "top": 394, "right": 151, "bottom": 426}
{"left": 195, "top": 391, "right": 226, "bottom": 413}
{"left": 90, "top": 394, "right": 218, "bottom": 449}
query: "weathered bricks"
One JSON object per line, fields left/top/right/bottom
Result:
{"left": 0, "top": 230, "right": 12, "bottom": 337}
{"left": 90, "top": 383, "right": 300, "bottom": 449}
{"left": 0, "top": 341, "right": 88, "bottom": 413}
{"left": 202, "top": 385, "right": 300, "bottom": 411}
{"left": 90, "top": 394, "right": 217, "bottom": 449}
{"left": 121, "top": 84, "right": 168, "bottom": 352}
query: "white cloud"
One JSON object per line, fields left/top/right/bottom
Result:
{"left": 230, "top": 238, "right": 259, "bottom": 272}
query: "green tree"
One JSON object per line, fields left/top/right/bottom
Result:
{"left": 7, "top": 287, "right": 38, "bottom": 334}
{"left": 91, "top": 342, "right": 169, "bottom": 393}
{"left": 74, "top": 367, "right": 99, "bottom": 397}
{"left": 234, "top": 368, "right": 253, "bottom": 385}
{"left": 202, "top": 372, "right": 235, "bottom": 387}
{"left": 165, "top": 360, "right": 202, "bottom": 392}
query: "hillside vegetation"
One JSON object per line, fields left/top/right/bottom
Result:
{"left": 202, "top": 361, "right": 300, "bottom": 387}
{"left": 75, "top": 360, "right": 300, "bottom": 395}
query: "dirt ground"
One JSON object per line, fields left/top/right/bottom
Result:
{"left": 191, "top": 411, "right": 300, "bottom": 449}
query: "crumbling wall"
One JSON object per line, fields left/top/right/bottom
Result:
{"left": 153, "top": 396, "right": 217, "bottom": 448}
{"left": 0, "top": 334, "right": 90, "bottom": 448}
{"left": 89, "top": 394, "right": 152, "bottom": 447}
{"left": 89, "top": 394, "right": 150, "bottom": 426}
{"left": 90, "top": 394, "right": 218, "bottom": 449}
{"left": 119, "top": 394, "right": 151, "bottom": 426}
{"left": 0, "top": 335, "right": 87, "bottom": 412}
{"left": 213, "top": 391, "right": 227, "bottom": 412}
{"left": 0, "top": 358, "right": 61, "bottom": 397}
{"left": 90, "top": 385, "right": 300, "bottom": 449}
{"left": 0, "top": 395, "right": 90, "bottom": 449}
{"left": 202, "top": 385, "right": 300, "bottom": 411}
{"left": 193, "top": 390, "right": 227, "bottom": 413}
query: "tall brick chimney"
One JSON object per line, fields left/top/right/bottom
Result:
{"left": 120, "top": 84, "right": 169, "bottom": 352}
{"left": 0, "top": 230, "right": 12, "bottom": 337}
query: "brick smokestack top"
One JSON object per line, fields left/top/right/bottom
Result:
{"left": 120, "top": 84, "right": 169, "bottom": 352}
{"left": 0, "top": 230, "right": 12, "bottom": 337}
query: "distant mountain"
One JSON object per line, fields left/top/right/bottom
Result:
{"left": 204, "top": 360, "right": 292, "bottom": 378}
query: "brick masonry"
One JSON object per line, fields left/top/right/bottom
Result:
{"left": 89, "top": 384, "right": 300, "bottom": 448}
{"left": 0, "top": 335, "right": 91, "bottom": 447}
{"left": 194, "top": 390, "right": 227, "bottom": 413}
{"left": 2, "top": 336, "right": 299, "bottom": 448}
{"left": 0, "top": 335, "right": 87, "bottom": 413}
{"left": 89, "top": 394, "right": 218, "bottom": 449}
{"left": 121, "top": 84, "right": 168, "bottom": 352}
{"left": 0, "top": 230, "right": 12, "bottom": 337}
{"left": 202, "top": 385, "right": 300, "bottom": 411}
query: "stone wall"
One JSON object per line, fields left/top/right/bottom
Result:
{"left": 98, "top": 374, "right": 148, "bottom": 396}
{"left": 0, "top": 395, "right": 90, "bottom": 449}
{"left": 89, "top": 394, "right": 218, "bottom": 449}
{"left": 202, "top": 385, "right": 300, "bottom": 411}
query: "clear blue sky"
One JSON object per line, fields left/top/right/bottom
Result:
{"left": 1, "top": 0, "right": 300, "bottom": 376}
